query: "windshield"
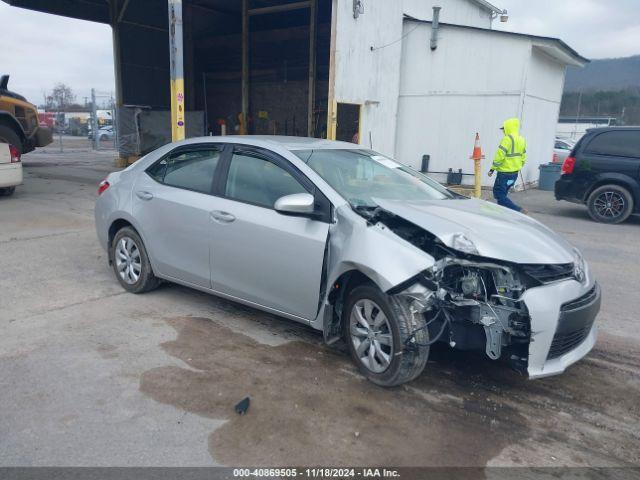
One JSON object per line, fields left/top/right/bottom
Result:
{"left": 294, "top": 149, "right": 455, "bottom": 208}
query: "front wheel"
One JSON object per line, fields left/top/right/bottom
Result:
{"left": 111, "top": 226, "right": 160, "bottom": 293}
{"left": 587, "top": 184, "right": 634, "bottom": 224}
{"left": 344, "top": 285, "right": 429, "bottom": 387}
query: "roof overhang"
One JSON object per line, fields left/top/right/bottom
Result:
{"left": 469, "top": 0, "right": 503, "bottom": 14}
{"left": 532, "top": 40, "right": 587, "bottom": 68}
{"left": 1, "top": 0, "right": 110, "bottom": 23}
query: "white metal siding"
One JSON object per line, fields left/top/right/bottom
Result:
{"left": 394, "top": 24, "right": 569, "bottom": 187}
{"left": 332, "top": 0, "right": 493, "bottom": 155}
{"left": 395, "top": 23, "right": 530, "bottom": 184}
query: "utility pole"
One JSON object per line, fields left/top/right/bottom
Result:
{"left": 168, "top": 0, "right": 186, "bottom": 141}
{"left": 91, "top": 88, "right": 99, "bottom": 150}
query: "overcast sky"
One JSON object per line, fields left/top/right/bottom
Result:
{"left": 1, "top": 1, "right": 639, "bottom": 105}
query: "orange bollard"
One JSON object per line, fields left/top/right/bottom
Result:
{"left": 469, "top": 132, "right": 485, "bottom": 198}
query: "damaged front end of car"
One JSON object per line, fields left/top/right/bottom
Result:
{"left": 320, "top": 203, "right": 599, "bottom": 379}
{"left": 392, "top": 256, "right": 533, "bottom": 373}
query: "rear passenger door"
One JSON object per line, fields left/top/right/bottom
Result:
{"left": 209, "top": 146, "right": 330, "bottom": 321}
{"left": 133, "top": 144, "right": 225, "bottom": 288}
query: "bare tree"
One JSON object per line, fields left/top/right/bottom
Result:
{"left": 47, "top": 83, "right": 76, "bottom": 111}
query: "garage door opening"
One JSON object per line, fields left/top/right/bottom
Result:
{"left": 194, "top": 1, "right": 333, "bottom": 139}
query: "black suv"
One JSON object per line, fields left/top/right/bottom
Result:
{"left": 555, "top": 127, "right": 640, "bottom": 224}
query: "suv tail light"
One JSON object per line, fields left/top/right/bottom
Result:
{"left": 98, "top": 180, "right": 110, "bottom": 195}
{"left": 562, "top": 156, "right": 576, "bottom": 175}
{"left": 9, "top": 145, "right": 20, "bottom": 163}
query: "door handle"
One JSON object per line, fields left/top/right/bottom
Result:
{"left": 135, "top": 191, "right": 154, "bottom": 201}
{"left": 210, "top": 210, "right": 236, "bottom": 223}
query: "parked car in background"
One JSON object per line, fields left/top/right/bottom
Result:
{"left": 96, "top": 136, "right": 600, "bottom": 386}
{"left": 553, "top": 137, "right": 575, "bottom": 164}
{"left": 88, "top": 125, "right": 115, "bottom": 141}
{"left": 0, "top": 142, "right": 22, "bottom": 196}
{"left": 555, "top": 127, "right": 640, "bottom": 224}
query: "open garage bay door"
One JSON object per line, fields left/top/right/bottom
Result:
{"left": 4, "top": 0, "right": 334, "bottom": 154}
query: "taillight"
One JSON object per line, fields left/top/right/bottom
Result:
{"left": 98, "top": 180, "right": 110, "bottom": 195}
{"left": 9, "top": 145, "right": 20, "bottom": 163}
{"left": 562, "top": 156, "right": 576, "bottom": 175}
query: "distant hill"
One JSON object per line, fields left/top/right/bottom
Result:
{"left": 564, "top": 55, "right": 640, "bottom": 92}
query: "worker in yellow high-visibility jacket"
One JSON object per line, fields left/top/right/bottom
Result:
{"left": 488, "top": 118, "right": 528, "bottom": 214}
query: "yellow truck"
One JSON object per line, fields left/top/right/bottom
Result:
{"left": 0, "top": 75, "right": 52, "bottom": 153}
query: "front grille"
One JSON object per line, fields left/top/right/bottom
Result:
{"left": 561, "top": 285, "right": 598, "bottom": 312}
{"left": 547, "top": 326, "right": 592, "bottom": 359}
{"left": 521, "top": 263, "right": 575, "bottom": 284}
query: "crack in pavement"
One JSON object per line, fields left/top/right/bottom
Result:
{"left": 7, "top": 291, "right": 127, "bottom": 323}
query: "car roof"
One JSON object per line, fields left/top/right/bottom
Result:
{"left": 585, "top": 126, "right": 640, "bottom": 134}
{"left": 191, "top": 135, "right": 361, "bottom": 152}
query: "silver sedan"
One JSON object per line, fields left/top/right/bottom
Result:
{"left": 95, "top": 136, "right": 600, "bottom": 386}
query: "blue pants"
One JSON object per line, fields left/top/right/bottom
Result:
{"left": 493, "top": 172, "right": 522, "bottom": 212}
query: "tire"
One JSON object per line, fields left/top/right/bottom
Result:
{"left": 343, "top": 284, "right": 429, "bottom": 387}
{"left": 0, "top": 125, "right": 23, "bottom": 154}
{"left": 0, "top": 187, "right": 16, "bottom": 196}
{"left": 587, "top": 184, "right": 634, "bottom": 224}
{"left": 111, "top": 226, "right": 160, "bottom": 293}
{"left": 100, "top": 134, "right": 108, "bottom": 141}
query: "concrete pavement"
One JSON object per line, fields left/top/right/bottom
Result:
{"left": 1, "top": 144, "right": 639, "bottom": 467}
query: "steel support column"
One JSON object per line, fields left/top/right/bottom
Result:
{"left": 168, "top": 0, "right": 186, "bottom": 141}
{"left": 241, "top": 0, "right": 249, "bottom": 135}
{"left": 307, "top": 0, "right": 317, "bottom": 137}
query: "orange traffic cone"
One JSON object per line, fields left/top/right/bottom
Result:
{"left": 470, "top": 132, "right": 485, "bottom": 161}
{"left": 470, "top": 133, "right": 485, "bottom": 199}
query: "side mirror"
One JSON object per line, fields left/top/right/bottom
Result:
{"left": 274, "top": 193, "right": 315, "bottom": 216}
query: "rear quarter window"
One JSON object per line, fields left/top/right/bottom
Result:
{"left": 584, "top": 131, "right": 640, "bottom": 158}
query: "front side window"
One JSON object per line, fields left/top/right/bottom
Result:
{"left": 225, "top": 152, "right": 307, "bottom": 208}
{"left": 147, "top": 148, "right": 221, "bottom": 194}
{"left": 294, "top": 149, "right": 454, "bottom": 208}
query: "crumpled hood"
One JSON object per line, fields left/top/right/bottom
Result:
{"left": 503, "top": 117, "right": 520, "bottom": 136}
{"left": 372, "top": 197, "right": 576, "bottom": 264}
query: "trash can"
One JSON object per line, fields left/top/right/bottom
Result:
{"left": 538, "top": 162, "right": 562, "bottom": 191}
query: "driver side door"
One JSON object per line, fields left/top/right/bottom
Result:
{"left": 209, "top": 146, "right": 331, "bottom": 321}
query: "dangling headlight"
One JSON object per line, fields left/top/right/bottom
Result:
{"left": 451, "top": 232, "right": 479, "bottom": 255}
{"left": 572, "top": 247, "right": 586, "bottom": 283}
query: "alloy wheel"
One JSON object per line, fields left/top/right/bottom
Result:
{"left": 594, "top": 191, "right": 625, "bottom": 219}
{"left": 115, "top": 236, "right": 142, "bottom": 284}
{"left": 349, "top": 299, "right": 394, "bottom": 373}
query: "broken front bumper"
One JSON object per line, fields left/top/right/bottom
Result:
{"left": 522, "top": 272, "right": 600, "bottom": 379}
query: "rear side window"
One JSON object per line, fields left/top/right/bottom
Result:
{"left": 584, "top": 131, "right": 640, "bottom": 158}
{"left": 147, "top": 148, "right": 221, "bottom": 194}
{"left": 225, "top": 152, "right": 307, "bottom": 208}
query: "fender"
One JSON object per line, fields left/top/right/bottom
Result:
{"left": 105, "top": 211, "right": 163, "bottom": 276}
{"left": 584, "top": 172, "right": 640, "bottom": 206}
{"left": 311, "top": 205, "right": 435, "bottom": 333}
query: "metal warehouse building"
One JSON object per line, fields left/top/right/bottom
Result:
{"left": 4, "top": 0, "right": 587, "bottom": 186}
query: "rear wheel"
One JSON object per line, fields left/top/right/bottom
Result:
{"left": 0, "top": 125, "right": 23, "bottom": 154}
{"left": 111, "top": 226, "right": 160, "bottom": 293}
{"left": 344, "top": 284, "right": 429, "bottom": 387}
{"left": 587, "top": 184, "right": 634, "bottom": 224}
{"left": 0, "top": 187, "right": 15, "bottom": 196}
